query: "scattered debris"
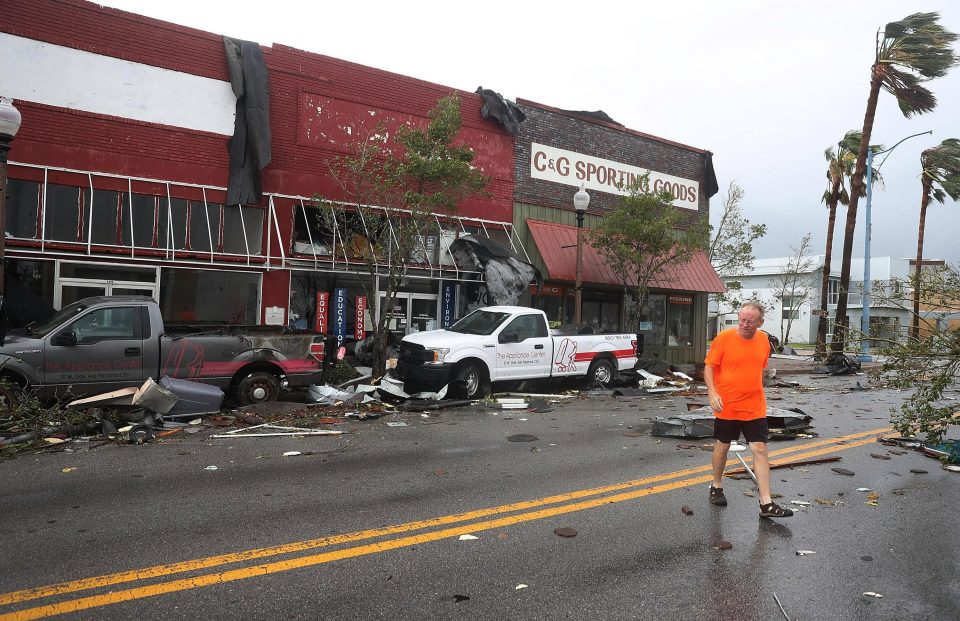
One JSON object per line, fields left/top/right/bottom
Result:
{"left": 862, "top": 592, "right": 883, "bottom": 598}
{"left": 282, "top": 451, "right": 303, "bottom": 457}
{"left": 458, "top": 534, "right": 478, "bottom": 541}
{"left": 795, "top": 550, "right": 816, "bottom": 556}
{"left": 497, "top": 398, "right": 529, "bottom": 410}
{"left": 681, "top": 505, "right": 694, "bottom": 515}
{"left": 204, "top": 465, "right": 218, "bottom": 471}
{"left": 554, "top": 528, "right": 578, "bottom": 538}
{"left": 865, "top": 492, "right": 880, "bottom": 506}
{"left": 385, "top": 421, "right": 408, "bottom": 428}
{"left": 813, "top": 353, "right": 861, "bottom": 375}
{"left": 713, "top": 541, "right": 733, "bottom": 550}
{"left": 861, "top": 555, "right": 873, "bottom": 561}
{"left": 869, "top": 453, "right": 892, "bottom": 460}
{"left": 831, "top": 467, "right": 855, "bottom": 476}
{"left": 61, "top": 467, "right": 76, "bottom": 473}
{"left": 946, "top": 465, "right": 960, "bottom": 473}
{"left": 790, "top": 500, "right": 811, "bottom": 507}
{"left": 910, "top": 469, "right": 928, "bottom": 474}
{"left": 815, "top": 498, "right": 836, "bottom": 506}
{"left": 452, "top": 594, "right": 470, "bottom": 603}
{"left": 515, "top": 584, "right": 528, "bottom": 591}
{"left": 211, "top": 424, "right": 343, "bottom": 438}
{"left": 857, "top": 487, "right": 872, "bottom": 492}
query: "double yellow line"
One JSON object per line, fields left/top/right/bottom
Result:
{"left": 0, "top": 427, "right": 889, "bottom": 620}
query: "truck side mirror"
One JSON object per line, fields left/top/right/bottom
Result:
{"left": 499, "top": 331, "right": 519, "bottom": 344}
{"left": 53, "top": 330, "right": 78, "bottom": 347}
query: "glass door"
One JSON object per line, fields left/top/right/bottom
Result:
{"left": 59, "top": 280, "right": 108, "bottom": 307}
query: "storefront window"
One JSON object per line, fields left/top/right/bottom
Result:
{"left": 666, "top": 294, "right": 694, "bottom": 346}
{"left": 190, "top": 202, "right": 221, "bottom": 252}
{"left": 3, "top": 258, "right": 55, "bottom": 327}
{"left": 44, "top": 184, "right": 84, "bottom": 242}
{"left": 160, "top": 268, "right": 259, "bottom": 324}
{"left": 6, "top": 180, "right": 39, "bottom": 239}
{"left": 168, "top": 198, "right": 188, "bottom": 250}
{"left": 90, "top": 190, "right": 121, "bottom": 246}
{"left": 125, "top": 193, "right": 159, "bottom": 248}
{"left": 568, "top": 290, "right": 622, "bottom": 332}
{"left": 223, "top": 205, "right": 264, "bottom": 255}
{"left": 292, "top": 205, "right": 335, "bottom": 256}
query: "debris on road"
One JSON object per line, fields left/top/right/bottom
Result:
{"left": 507, "top": 434, "right": 538, "bottom": 442}
{"left": 862, "top": 592, "right": 884, "bottom": 598}
{"left": 713, "top": 541, "right": 733, "bottom": 550}
{"left": 681, "top": 505, "right": 694, "bottom": 515}
{"left": 831, "top": 467, "right": 856, "bottom": 476}
{"left": 515, "top": 584, "right": 528, "bottom": 591}
{"left": 553, "top": 528, "right": 577, "bottom": 538}
{"left": 458, "top": 534, "right": 478, "bottom": 541}
{"left": 795, "top": 550, "right": 816, "bottom": 556}
{"left": 725, "top": 455, "right": 841, "bottom": 477}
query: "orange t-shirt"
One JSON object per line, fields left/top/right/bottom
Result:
{"left": 704, "top": 328, "right": 769, "bottom": 421}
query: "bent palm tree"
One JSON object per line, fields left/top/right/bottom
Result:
{"left": 832, "top": 12, "right": 958, "bottom": 352}
{"left": 815, "top": 131, "right": 881, "bottom": 358}
{"left": 911, "top": 138, "right": 960, "bottom": 338}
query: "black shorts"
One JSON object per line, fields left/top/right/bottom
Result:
{"left": 713, "top": 417, "right": 769, "bottom": 443}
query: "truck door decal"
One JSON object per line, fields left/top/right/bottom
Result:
{"left": 163, "top": 340, "right": 205, "bottom": 378}
{"left": 553, "top": 338, "right": 579, "bottom": 372}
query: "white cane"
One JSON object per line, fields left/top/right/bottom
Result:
{"left": 729, "top": 441, "right": 759, "bottom": 487}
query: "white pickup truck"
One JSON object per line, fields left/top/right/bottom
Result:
{"left": 396, "top": 306, "right": 638, "bottom": 399}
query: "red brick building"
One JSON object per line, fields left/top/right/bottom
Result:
{"left": 1, "top": 0, "right": 722, "bottom": 361}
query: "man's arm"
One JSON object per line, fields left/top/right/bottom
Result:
{"left": 704, "top": 364, "right": 723, "bottom": 413}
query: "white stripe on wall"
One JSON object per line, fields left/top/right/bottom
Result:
{"left": 1, "top": 33, "right": 236, "bottom": 135}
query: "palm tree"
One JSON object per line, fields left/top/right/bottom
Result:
{"left": 911, "top": 138, "right": 960, "bottom": 338}
{"left": 831, "top": 12, "right": 958, "bottom": 352}
{"left": 815, "top": 131, "right": 882, "bottom": 358}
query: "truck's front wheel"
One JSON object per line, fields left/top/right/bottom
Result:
{"left": 588, "top": 358, "right": 616, "bottom": 386}
{"left": 453, "top": 362, "right": 489, "bottom": 400}
{"left": 236, "top": 372, "right": 281, "bottom": 405}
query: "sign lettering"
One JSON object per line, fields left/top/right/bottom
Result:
{"left": 334, "top": 288, "right": 347, "bottom": 347}
{"left": 530, "top": 142, "right": 699, "bottom": 211}
{"left": 355, "top": 296, "right": 367, "bottom": 340}
{"left": 315, "top": 292, "right": 329, "bottom": 334}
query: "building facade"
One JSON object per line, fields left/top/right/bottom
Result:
{"left": 3, "top": 0, "right": 723, "bottom": 363}
{"left": 712, "top": 256, "right": 919, "bottom": 346}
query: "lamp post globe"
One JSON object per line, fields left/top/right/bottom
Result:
{"left": 0, "top": 97, "right": 23, "bottom": 303}
{"left": 573, "top": 187, "right": 590, "bottom": 326}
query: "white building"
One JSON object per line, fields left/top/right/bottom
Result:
{"left": 710, "top": 256, "right": 919, "bottom": 346}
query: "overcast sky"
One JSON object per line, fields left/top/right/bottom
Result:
{"left": 99, "top": 1, "right": 960, "bottom": 266}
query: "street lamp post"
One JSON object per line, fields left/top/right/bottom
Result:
{"left": 573, "top": 186, "right": 590, "bottom": 326}
{"left": 859, "top": 129, "right": 931, "bottom": 361}
{"left": 0, "top": 97, "right": 23, "bottom": 305}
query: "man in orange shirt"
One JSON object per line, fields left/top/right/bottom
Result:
{"left": 704, "top": 301, "right": 793, "bottom": 518}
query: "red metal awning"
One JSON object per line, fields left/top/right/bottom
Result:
{"left": 526, "top": 219, "right": 725, "bottom": 293}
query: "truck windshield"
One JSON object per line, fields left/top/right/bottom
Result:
{"left": 28, "top": 301, "right": 89, "bottom": 338}
{"left": 448, "top": 310, "right": 511, "bottom": 335}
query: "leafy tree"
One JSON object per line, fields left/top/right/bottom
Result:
{"left": 768, "top": 233, "right": 816, "bottom": 345}
{"left": 911, "top": 138, "right": 960, "bottom": 338}
{"left": 832, "top": 12, "right": 958, "bottom": 353}
{"left": 873, "top": 262, "right": 960, "bottom": 443}
{"left": 815, "top": 131, "right": 882, "bottom": 358}
{"left": 589, "top": 174, "right": 710, "bottom": 350}
{"left": 708, "top": 181, "right": 766, "bottom": 308}
{"left": 319, "top": 94, "right": 489, "bottom": 377}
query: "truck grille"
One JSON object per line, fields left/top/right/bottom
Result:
{"left": 399, "top": 341, "right": 431, "bottom": 364}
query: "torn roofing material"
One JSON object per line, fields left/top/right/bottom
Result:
{"left": 450, "top": 234, "right": 540, "bottom": 305}
{"left": 475, "top": 87, "right": 526, "bottom": 135}
{"left": 526, "top": 219, "right": 724, "bottom": 293}
{"left": 224, "top": 36, "right": 271, "bottom": 206}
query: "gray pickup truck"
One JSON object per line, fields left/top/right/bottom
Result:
{"left": 0, "top": 296, "right": 324, "bottom": 405}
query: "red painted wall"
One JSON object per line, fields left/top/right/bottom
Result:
{"left": 2, "top": 0, "right": 514, "bottom": 222}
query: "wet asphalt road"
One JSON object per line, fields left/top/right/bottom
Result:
{"left": 1, "top": 373, "right": 958, "bottom": 621}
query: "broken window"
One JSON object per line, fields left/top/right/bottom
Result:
{"left": 292, "top": 204, "right": 335, "bottom": 256}
{"left": 6, "top": 179, "right": 39, "bottom": 239}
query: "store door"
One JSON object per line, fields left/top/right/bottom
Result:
{"left": 55, "top": 263, "right": 160, "bottom": 309}
{"left": 377, "top": 293, "right": 440, "bottom": 335}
